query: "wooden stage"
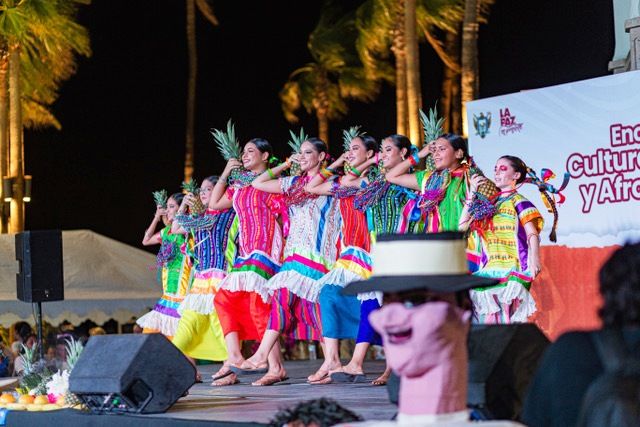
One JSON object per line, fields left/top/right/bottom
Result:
{"left": 6, "top": 360, "right": 397, "bottom": 426}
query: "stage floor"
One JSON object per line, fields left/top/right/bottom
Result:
{"left": 148, "top": 360, "right": 397, "bottom": 424}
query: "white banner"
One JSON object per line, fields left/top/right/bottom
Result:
{"left": 467, "top": 71, "right": 640, "bottom": 248}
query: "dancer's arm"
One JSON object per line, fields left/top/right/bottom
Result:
{"left": 171, "top": 195, "right": 193, "bottom": 235}
{"left": 385, "top": 144, "right": 432, "bottom": 190}
{"left": 458, "top": 174, "right": 487, "bottom": 231}
{"left": 142, "top": 206, "right": 165, "bottom": 245}
{"left": 209, "top": 159, "right": 239, "bottom": 210}
{"left": 252, "top": 157, "right": 294, "bottom": 193}
{"left": 526, "top": 223, "right": 542, "bottom": 277}
{"left": 306, "top": 153, "right": 348, "bottom": 195}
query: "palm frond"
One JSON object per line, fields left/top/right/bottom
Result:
{"left": 195, "top": 0, "right": 219, "bottom": 26}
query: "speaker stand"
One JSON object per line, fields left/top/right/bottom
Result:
{"left": 35, "top": 302, "right": 44, "bottom": 360}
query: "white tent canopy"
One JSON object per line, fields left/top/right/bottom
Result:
{"left": 0, "top": 230, "right": 160, "bottom": 326}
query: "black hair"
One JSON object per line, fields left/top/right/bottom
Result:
{"left": 168, "top": 192, "right": 184, "bottom": 205}
{"left": 269, "top": 398, "right": 363, "bottom": 427}
{"left": 439, "top": 133, "right": 470, "bottom": 161}
{"left": 384, "top": 134, "right": 412, "bottom": 153}
{"left": 599, "top": 242, "right": 640, "bottom": 328}
{"left": 356, "top": 135, "right": 379, "bottom": 153}
{"left": 500, "top": 155, "right": 528, "bottom": 184}
{"left": 202, "top": 175, "right": 218, "bottom": 185}
{"left": 304, "top": 137, "right": 329, "bottom": 155}
{"left": 13, "top": 321, "right": 32, "bottom": 342}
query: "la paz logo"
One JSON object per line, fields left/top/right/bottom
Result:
{"left": 500, "top": 108, "right": 523, "bottom": 135}
{"left": 473, "top": 112, "right": 492, "bottom": 138}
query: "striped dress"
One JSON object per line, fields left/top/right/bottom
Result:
{"left": 265, "top": 175, "right": 341, "bottom": 341}
{"left": 215, "top": 184, "right": 285, "bottom": 340}
{"left": 172, "top": 209, "right": 238, "bottom": 361}
{"left": 317, "top": 179, "right": 372, "bottom": 340}
{"left": 470, "top": 192, "right": 544, "bottom": 324}
{"left": 136, "top": 226, "right": 191, "bottom": 338}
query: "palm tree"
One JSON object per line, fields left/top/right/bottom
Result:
{"left": 280, "top": 2, "right": 383, "bottom": 146}
{"left": 461, "top": 0, "right": 478, "bottom": 137}
{"left": 184, "top": 0, "right": 218, "bottom": 183}
{"left": 0, "top": 0, "right": 91, "bottom": 232}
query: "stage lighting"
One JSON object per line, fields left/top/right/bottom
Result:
{"left": 23, "top": 175, "right": 32, "bottom": 202}
{"left": 2, "top": 177, "right": 12, "bottom": 202}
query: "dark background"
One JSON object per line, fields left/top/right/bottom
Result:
{"left": 24, "top": 0, "right": 614, "bottom": 250}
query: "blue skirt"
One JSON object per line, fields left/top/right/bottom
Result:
{"left": 319, "top": 284, "right": 361, "bottom": 339}
{"left": 356, "top": 299, "right": 382, "bottom": 345}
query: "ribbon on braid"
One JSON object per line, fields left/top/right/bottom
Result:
{"left": 526, "top": 168, "right": 570, "bottom": 242}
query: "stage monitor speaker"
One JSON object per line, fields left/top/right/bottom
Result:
{"left": 385, "top": 323, "right": 550, "bottom": 421}
{"left": 15, "top": 230, "right": 64, "bottom": 303}
{"left": 69, "top": 334, "right": 195, "bottom": 414}
{"left": 468, "top": 323, "right": 550, "bottom": 421}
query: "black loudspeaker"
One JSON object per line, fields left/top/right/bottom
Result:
{"left": 69, "top": 334, "right": 195, "bottom": 414}
{"left": 15, "top": 230, "right": 64, "bottom": 303}
{"left": 468, "top": 323, "right": 550, "bottom": 420}
{"left": 385, "top": 323, "right": 549, "bottom": 421}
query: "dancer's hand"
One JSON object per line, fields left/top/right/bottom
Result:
{"left": 470, "top": 174, "right": 487, "bottom": 192}
{"left": 183, "top": 193, "right": 196, "bottom": 208}
{"left": 531, "top": 254, "right": 542, "bottom": 278}
{"left": 154, "top": 205, "right": 167, "bottom": 219}
{"left": 222, "top": 159, "right": 242, "bottom": 178}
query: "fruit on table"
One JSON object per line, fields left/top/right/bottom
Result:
{"left": 18, "top": 394, "right": 35, "bottom": 404}
{"left": 34, "top": 395, "right": 49, "bottom": 405}
{"left": 0, "top": 393, "right": 16, "bottom": 403}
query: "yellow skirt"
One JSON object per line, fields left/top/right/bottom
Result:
{"left": 172, "top": 308, "right": 228, "bottom": 361}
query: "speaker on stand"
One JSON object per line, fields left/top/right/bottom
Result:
{"left": 15, "top": 230, "right": 64, "bottom": 359}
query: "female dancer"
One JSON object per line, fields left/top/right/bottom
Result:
{"left": 331, "top": 134, "right": 424, "bottom": 386}
{"left": 386, "top": 133, "right": 476, "bottom": 232}
{"left": 304, "top": 134, "right": 378, "bottom": 383}
{"left": 207, "top": 138, "right": 285, "bottom": 386}
{"left": 137, "top": 193, "right": 190, "bottom": 338}
{"left": 171, "top": 177, "right": 237, "bottom": 376}
{"left": 461, "top": 156, "right": 543, "bottom": 324}
{"left": 234, "top": 138, "right": 341, "bottom": 386}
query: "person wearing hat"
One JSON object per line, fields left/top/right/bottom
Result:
{"left": 339, "top": 232, "right": 523, "bottom": 426}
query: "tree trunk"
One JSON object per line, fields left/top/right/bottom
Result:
{"left": 8, "top": 46, "right": 24, "bottom": 233}
{"left": 184, "top": 0, "right": 197, "bottom": 183}
{"left": 404, "top": 0, "right": 422, "bottom": 146}
{"left": 0, "top": 50, "right": 9, "bottom": 234}
{"left": 461, "top": 0, "right": 479, "bottom": 137}
{"left": 440, "top": 30, "right": 462, "bottom": 134}
{"left": 314, "top": 69, "right": 330, "bottom": 146}
{"left": 391, "top": 1, "right": 408, "bottom": 137}
{"left": 317, "top": 111, "right": 329, "bottom": 147}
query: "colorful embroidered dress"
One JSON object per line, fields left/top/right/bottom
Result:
{"left": 317, "top": 179, "right": 372, "bottom": 340}
{"left": 172, "top": 209, "right": 238, "bottom": 361}
{"left": 353, "top": 173, "right": 425, "bottom": 344}
{"left": 136, "top": 226, "right": 191, "bottom": 338}
{"left": 415, "top": 168, "right": 468, "bottom": 233}
{"left": 215, "top": 183, "right": 285, "bottom": 340}
{"left": 470, "top": 192, "right": 544, "bottom": 324}
{"left": 266, "top": 175, "right": 341, "bottom": 341}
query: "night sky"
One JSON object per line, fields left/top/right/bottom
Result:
{"left": 24, "top": 0, "right": 614, "bottom": 251}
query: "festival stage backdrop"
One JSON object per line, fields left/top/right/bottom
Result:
{"left": 466, "top": 70, "right": 640, "bottom": 339}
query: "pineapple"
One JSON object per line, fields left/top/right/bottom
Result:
{"left": 287, "top": 128, "right": 308, "bottom": 176}
{"left": 211, "top": 119, "right": 241, "bottom": 161}
{"left": 342, "top": 126, "right": 365, "bottom": 173}
{"left": 181, "top": 180, "right": 205, "bottom": 215}
{"left": 420, "top": 104, "right": 444, "bottom": 172}
{"left": 64, "top": 338, "right": 84, "bottom": 407}
{"left": 152, "top": 189, "right": 168, "bottom": 208}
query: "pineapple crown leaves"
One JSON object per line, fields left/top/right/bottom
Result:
{"left": 152, "top": 189, "right": 168, "bottom": 208}
{"left": 287, "top": 128, "right": 308, "bottom": 154}
{"left": 181, "top": 179, "right": 200, "bottom": 195}
{"left": 342, "top": 125, "right": 366, "bottom": 152}
{"left": 420, "top": 103, "right": 445, "bottom": 143}
{"left": 211, "top": 119, "right": 241, "bottom": 160}
{"left": 65, "top": 337, "right": 84, "bottom": 372}
{"left": 20, "top": 343, "right": 37, "bottom": 375}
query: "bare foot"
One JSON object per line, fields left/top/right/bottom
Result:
{"left": 212, "top": 372, "right": 239, "bottom": 386}
{"left": 252, "top": 369, "right": 288, "bottom": 386}
{"left": 307, "top": 361, "right": 341, "bottom": 382}
{"left": 372, "top": 371, "right": 391, "bottom": 386}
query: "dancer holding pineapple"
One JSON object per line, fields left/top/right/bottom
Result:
{"left": 171, "top": 177, "right": 238, "bottom": 372}
{"left": 137, "top": 192, "right": 191, "bottom": 339}
{"left": 304, "top": 128, "right": 378, "bottom": 384}
{"left": 233, "top": 137, "right": 341, "bottom": 386}
{"left": 207, "top": 133, "right": 286, "bottom": 386}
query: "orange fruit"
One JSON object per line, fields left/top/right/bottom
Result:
{"left": 18, "top": 394, "right": 35, "bottom": 404}
{"left": 33, "top": 395, "right": 49, "bottom": 405}
{"left": 0, "top": 393, "right": 16, "bottom": 403}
